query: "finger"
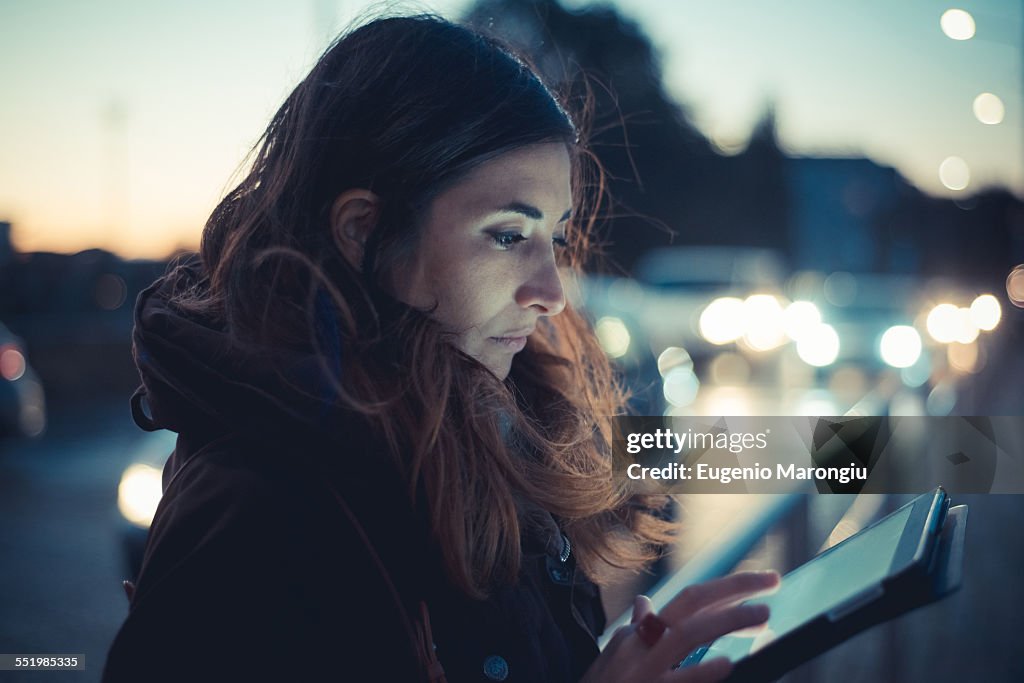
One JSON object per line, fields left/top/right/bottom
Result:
{"left": 602, "top": 622, "right": 635, "bottom": 659}
{"left": 661, "top": 571, "right": 779, "bottom": 623}
{"left": 701, "top": 573, "right": 782, "bottom": 613}
{"left": 632, "top": 595, "right": 654, "bottom": 624}
{"left": 665, "top": 656, "right": 732, "bottom": 683}
{"left": 650, "top": 603, "right": 769, "bottom": 669}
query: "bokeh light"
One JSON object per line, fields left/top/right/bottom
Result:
{"left": 940, "top": 9, "right": 976, "bottom": 40}
{"left": 699, "top": 386, "right": 753, "bottom": 416}
{"left": 823, "top": 272, "right": 857, "bottom": 307}
{"left": 923, "top": 303, "right": 980, "bottom": 344}
{"left": 94, "top": 273, "right": 128, "bottom": 310}
{"left": 788, "top": 271, "right": 826, "bottom": 301}
{"left": 607, "top": 278, "right": 644, "bottom": 311}
{"left": 790, "top": 389, "right": 839, "bottom": 416}
{"left": 708, "top": 352, "right": 751, "bottom": 386}
{"left": 926, "top": 303, "right": 960, "bottom": 343}
{"left": 973, "top": 93, "right": 1005, "bottom": 125}
{"left": 969, "top": 294, "right": 1001, "bottom": 331}
{"left": 828, "top": 366, "right": 868, "bottom": 401}
{"left": 1007, "top": 265, "right": 1024, "bottom": 308}
{"left": 796, "top": 323, "right": 840, "bottom": 367}
{"left": 939, "top": 156, "right": 970, "bottom": 191}
{"left": 657, "top": 346, "right": 693, "bottom": 377}
{"left": 953, "top": 307, "right": 979, "bottom": 343}
{"left": 947, "top": 341, "right": 980, "bottom": 374}
{"left": 0, "top": 346, "right": 27, "bottom": 381}
{"left": 782, "top": 301, "right": 822, "bottom": 341}
{"left": 118, "top": 463, "right": 164, "bottom": 528}
{"left": 742, "top": 294, "right": 787, "bottom": 351}
{"left": 663, "top": 366, "right": 700, "bottom": 408}
{"left": 699, "top": 297, "right": 746, "bottom": 345}
{"left": 879, "top": 325, "right": 922, "bottom": 368}
{"left": 18, "top": 378, "right": 46, "bottom": 437}
{"left": 595, "top": 316, "right": 631, "bottom": 358}
{"left": 709, "top": 128, "right": 746, "bottom": 156}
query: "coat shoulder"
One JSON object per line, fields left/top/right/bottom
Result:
{"left": 103, "top": 435, "right": 428, "bottom": 682}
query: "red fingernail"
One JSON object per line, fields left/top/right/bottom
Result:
{"left": 635, "top": 613, "right": 668, "bottom": 647}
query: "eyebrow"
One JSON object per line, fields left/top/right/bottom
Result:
{"left": 492, "top": 202, "right": 573, "bottom": 223}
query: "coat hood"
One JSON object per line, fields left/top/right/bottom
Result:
{"left": 130, "top": 255, "right": 358, "bottom": 449}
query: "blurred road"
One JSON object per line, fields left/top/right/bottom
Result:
{"left": 0, "top": 399, "right": 141, "bottom": 683}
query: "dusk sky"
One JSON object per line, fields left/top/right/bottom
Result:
{"left": 1, "top": 0, "right": 1020, "bottom": 258}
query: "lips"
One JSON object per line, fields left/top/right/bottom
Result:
{"left": 497, "top": 327, "right": 535, "bottom": 338}
{"left": 489, "top": 327, "right": 533, "bottom": 352}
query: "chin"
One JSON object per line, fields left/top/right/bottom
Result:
{"left": 490, "top": 364, "right": 513, "bottom": 381}
{"left": 462, "top": 342, "right": 514, "bottom": 380}
{"left": 485, "top": 357, "right": 514, "bottom": 381}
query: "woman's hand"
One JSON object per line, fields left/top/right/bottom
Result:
{"left": 581, "top": 570, "right": 780, "bottom": 683}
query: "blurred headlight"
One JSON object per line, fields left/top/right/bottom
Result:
{"left": 699, "top": 297, "right": 745, "bottom": 345}
{"left": 742, "top": 294, "right": 786, "bottom": 351}
{"left": 879, "top": 325, "right": 922, "bottom": 368}
{"left": 796, "top": 323, "right": 840, "bottom": 367}
{"left": 969, "top": 294, "right": 1000, "bottom": 331}
{"left": 782, "top": 301, "right": 821, "bottom": 341}
{"left": 118, "top": 463, "right": 163, "bottom": 528}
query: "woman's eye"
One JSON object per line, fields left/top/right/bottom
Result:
{"left": 489, "top": 231, "right": 568, "bottom": 250}
{"left": 492, "top": 232, "right": 527, "bottom": 249}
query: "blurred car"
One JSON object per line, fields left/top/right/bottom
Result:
{"left": 117, "top": 428, "right": 176, "bottom": 579}
{"left": 0, "top": 321, "right": 46, "bottom": 438}
{"left": 578, "top": 249, "right": 967, "bottom": 417}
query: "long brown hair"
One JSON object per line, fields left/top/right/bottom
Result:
{"left": 175, "top": 14, "right": 673, "bottom": 598}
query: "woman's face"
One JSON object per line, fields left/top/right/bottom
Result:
{"left": 392, "top": 143, "right": 572, "bottom": 380}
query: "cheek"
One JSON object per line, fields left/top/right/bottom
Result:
{"left": 439, "top": 255, "right": 522, "bottom": 336}
{"left": 398, "top": 232, "right": 521, "bottom": 335}
{"left": 395, "top": 239, "right": 469, "bottom": 312}
{"left": 436, "top": 262, "right": 501, "bottom": 329}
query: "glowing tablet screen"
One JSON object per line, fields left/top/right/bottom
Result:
{"left": 704, "top": 504, "right": 913, "bottom": 663}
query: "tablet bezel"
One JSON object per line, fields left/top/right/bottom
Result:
{"left": 889, "top": 486, "right": 949, "bottom": 581}
{"left": 683, "top": 487, "right": 949, "bottom": 680}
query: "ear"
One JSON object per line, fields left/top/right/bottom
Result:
{"left": 330, "top": 189, "right": 381, "bottom": 271}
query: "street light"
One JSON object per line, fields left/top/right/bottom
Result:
{"left": 973, "top": 93, "right": 1005, "bottom": 125}
{"left": 940, "top": 9, "right": 976, "bottom": 40}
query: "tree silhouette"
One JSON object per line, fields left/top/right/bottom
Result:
{"left": 467, "top": 0, "right": 790, "bottom": 274}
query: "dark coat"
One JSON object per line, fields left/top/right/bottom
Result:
{"left": 102, "top": 259, "right": 606, "bottom": 683}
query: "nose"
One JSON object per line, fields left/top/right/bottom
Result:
{"left": 516, "top": 253, "right": 566, "bottom": 316}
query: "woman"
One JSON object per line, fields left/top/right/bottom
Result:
{"left": 103, "top": 15, "right": 777, "bottom": 683}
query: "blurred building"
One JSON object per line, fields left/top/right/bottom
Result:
{"left": 0, "top": 237, "right": 168, "bottom": 404}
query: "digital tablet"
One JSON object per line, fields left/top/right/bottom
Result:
{"left": 681, "top": 487, "right": 958, "bottom": 683}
